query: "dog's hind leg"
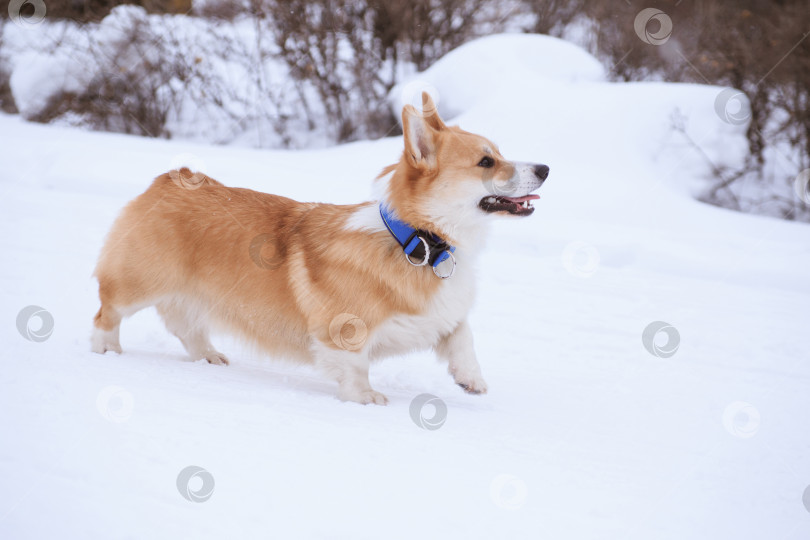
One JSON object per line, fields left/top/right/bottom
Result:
{"left": 92, "top": 272, "right": 161, "bottom": 354}
{"left": 92, "top": 273, "right": 129, "bottom": 354}
{"left": 92, "top": 303, "right": 123, "bottom": 354}
{"left": 156, "top": 298, "right": 229, "bottom": 365}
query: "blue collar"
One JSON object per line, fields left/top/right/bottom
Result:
{"left": 379, "top": 203, "right": 456, "bottom": 278}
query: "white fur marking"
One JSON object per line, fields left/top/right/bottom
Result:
{"left": 91, "top": 326, "right": 122, "bottom": 354}
{"left": 369, "top": 249, "right": 478, "bottom": 359}
{"left": 344, "top": 203, "right": 388, "bottom": 233}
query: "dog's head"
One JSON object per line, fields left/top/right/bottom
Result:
{"left": 385, "top": 92, "right": 549, "bottom": 242}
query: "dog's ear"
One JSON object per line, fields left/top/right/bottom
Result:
{"left": 421, "top": 91, "right": 445, "bottom": 131}
{"left": 402, "top": 104, "right": 438, "bottom": 171}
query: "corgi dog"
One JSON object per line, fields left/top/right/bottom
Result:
{"left": 92, "top": 93, "right": 549, "bottom": 405}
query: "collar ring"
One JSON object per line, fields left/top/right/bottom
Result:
{"left": 432, "top": 250, "right": 456, "bottom": 279}
{"left": 405, "top": 236, "right": 430, "bottom": 267}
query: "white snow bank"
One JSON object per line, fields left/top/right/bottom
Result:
{"left": 8, "top": 50, "right": 88, "bottom": 118}
{"left": 391, "top": 33, "right": 605, "bottom": 120}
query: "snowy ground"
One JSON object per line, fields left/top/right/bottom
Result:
{"left": 2, "top": 35, "right": 809, "bottom": 539}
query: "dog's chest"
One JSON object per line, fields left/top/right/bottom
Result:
{"left": 369, "top": 264, "right": 476, "bottom": 357}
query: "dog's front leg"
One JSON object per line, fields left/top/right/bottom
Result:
{"left": 313, "top": 342, "right": 389, "bottom": 405}
{"left": 436, "top": 319, "right": 488, "bottom": 394}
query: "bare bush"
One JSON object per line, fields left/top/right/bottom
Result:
{"left": 0, "top": 22, "right": 17, "bottom": 113}
{"left": 262, "top": 0, "right": 391, "bottom": 142}
{"left": 370, "top": 0, "right": 487, "bottom": 71}
{"left": 263, "top": 0, "right": 490, "bottom": 142}
{"left": 26, "top": 0, "right": 192, "bottom": 22}
{"left": 192, "top": 0, "right": 248, "bottom": 21}
{"left": 29, "top": 7, "right": 190, "bottom": 137}
{"left": 523, "top": 0, "right": 585, "bottom": 36}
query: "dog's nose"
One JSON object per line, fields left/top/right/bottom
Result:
{"left": 534, "top": 164, "right": 550, "bottom": 180}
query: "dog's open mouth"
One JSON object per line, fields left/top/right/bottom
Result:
{"left": 479, "top": 194, "right": 540, "bottom": 216}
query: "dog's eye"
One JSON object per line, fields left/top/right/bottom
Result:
{"left": 477, "top": 156, "right": 495, "bottom": 168}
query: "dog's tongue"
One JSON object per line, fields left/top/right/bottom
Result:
{"left": 500, "top": 194, "right": 540, "bottom": 203}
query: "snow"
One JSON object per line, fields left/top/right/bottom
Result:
{"left": 8, "top": 50, "right": 83, "bottom": 118}
{"left": 2, "top": 33, "right": 810, "bottom": 540}
{"left": 390, "top": 33, "right": 606, "bottom": 119}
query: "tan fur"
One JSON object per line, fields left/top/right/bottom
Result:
{"left": 94, "top": 170, "right": 440, "bottom": 358}
{"left": 92, "top": 93, "right": 548, "bottom": 404}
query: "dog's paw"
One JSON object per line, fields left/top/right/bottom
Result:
{"left": 339, "top": 388, "right": 389, "bottom": 406}
{"left": 455, "top": 375, "right": 488, "bottom": 395}
{"left": 91, "top": 329, "right": 122, "bottom": 354}
{"left": 92, "top": 343, "right": 122, "bottom": 354}
{"left": 204, "top": 352, "right": 230, "bottom": 366}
